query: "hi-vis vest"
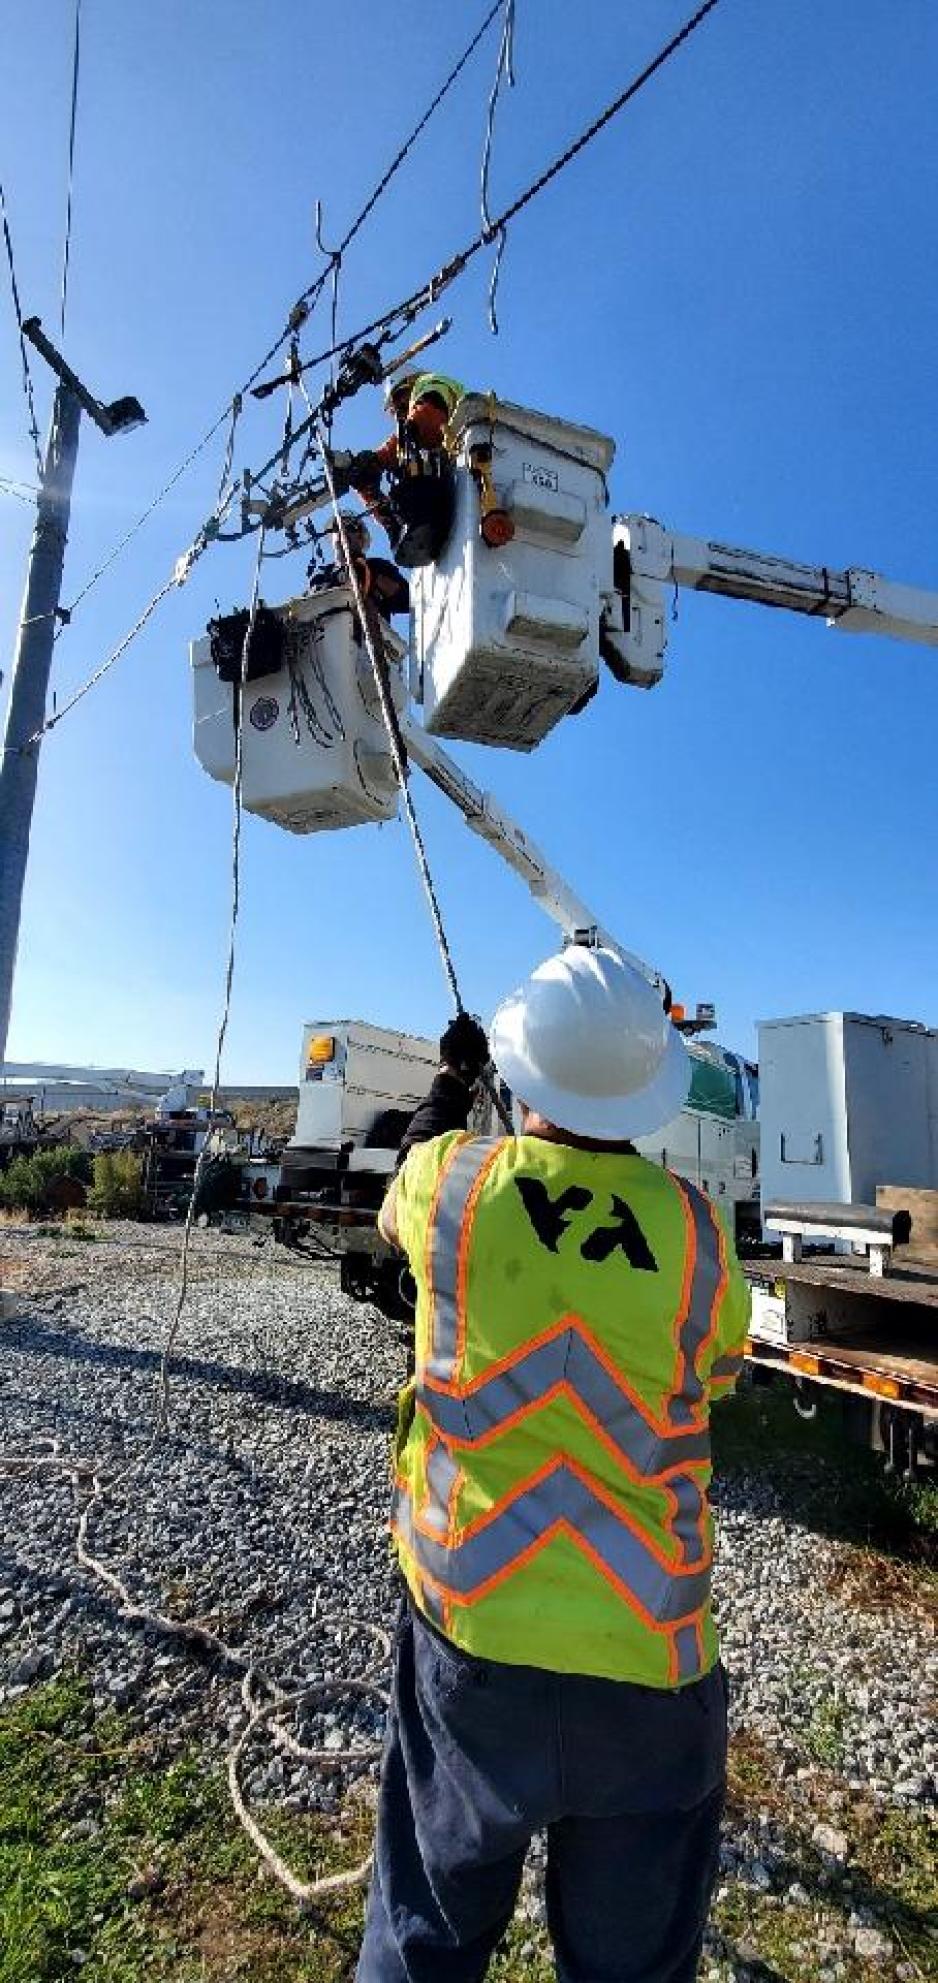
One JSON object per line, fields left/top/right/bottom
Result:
{"left": 388, "top": 1134, "right": 750, "bottom": 1688}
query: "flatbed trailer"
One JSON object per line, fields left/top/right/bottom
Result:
{"left": 743, "top": 1255, "right": 938, "bottom": 1473}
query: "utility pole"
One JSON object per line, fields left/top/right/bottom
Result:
{"left": 0, "top": 320, "right": 145, "bottom": 1066}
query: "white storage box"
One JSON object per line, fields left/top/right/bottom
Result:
{"left": 191, "top": 587, "right": 405, "bottom": 833}
{"left": 292, "top": 1022, "right": 438, "bottom": 1151}
{"left": 758, "top": 1011, "right": 938, "bottom": 1215}
{"left": 412, "top": 396, "right": 614, "bottom": 751}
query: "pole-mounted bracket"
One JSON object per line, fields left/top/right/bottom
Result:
{"left": 22, "top": 318, "right": 146, "bottom": 437}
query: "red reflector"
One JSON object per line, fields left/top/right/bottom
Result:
{"left": 481, "top": 509, "right": 515, "bottom": 548}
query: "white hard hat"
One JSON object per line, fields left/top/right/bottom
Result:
{"left": 489, "top": 945, "right": 690, "bottom": 1141}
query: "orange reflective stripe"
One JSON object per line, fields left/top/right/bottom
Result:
{"left": 400, "top": 1141, "right": 725, "bottom": 1682}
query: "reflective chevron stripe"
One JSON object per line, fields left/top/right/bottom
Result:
{"left": 394, "top": 1457, "right": 711, "bottom": 1624}
{"left": 423, "top": 1318, "right": 711, "bottom": 1478}
{"left": 710, "top": 1350, "right": 744, "bottom": 1388}
{"left": 399, "top": 1139, "right": 733, "bottom": 1684}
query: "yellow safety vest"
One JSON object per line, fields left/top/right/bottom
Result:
{"left": 386, "top": 1133, "right": 750, "bottom": 1687}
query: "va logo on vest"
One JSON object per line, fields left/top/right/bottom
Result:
{"left": 515, "top": 1178, "right": 659, "bottom": 1272}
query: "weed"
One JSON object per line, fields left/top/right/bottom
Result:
{"left": 807, "top": 1690, "right": 847, "bottom": 1769}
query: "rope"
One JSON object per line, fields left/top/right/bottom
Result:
{"left": 156, "top": 520, "right": 266, "bottom": 1430}
{"left": 0, "top": 176, "right": 44, "bottom": 480}
{"left": 2, "top": 521, "right": 392, "bottom": 1902}
{"left": 314, "top": 429, "right": 463, "bottom": 1014}
{"left": 59, "top": 0, "right": 82, "bottom": 338}
{"left": 480, "top": 0, "right": 516, "bottom": 333}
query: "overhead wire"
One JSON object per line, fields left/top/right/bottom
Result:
{"left": 0, "top": 175, "right": 45, "bottom": 480}
{"left": 59, "top": 0, "right": 82, "bottom": 338}
{"left": 288, "top": 0, "right": 723, "bottom": 387}
{"left": 8, "top": 0, "right": 723, "bottom": 755}
{"left": 480, "top": 0, "right": 516, "bottom": 333}
{"left": 51, "top": 0, "right": 504, "bottom": 635}
{"left": 0, "top": 475, "right": 38, "bottom": 508}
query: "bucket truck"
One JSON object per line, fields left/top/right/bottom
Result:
{"left": 191, "top": 389, "right": 938, "bottom": 1466}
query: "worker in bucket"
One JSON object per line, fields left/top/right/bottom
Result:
{"left": 357, "top": 945, "right": 751, "bottom": 1983}
{"left": 308, "top": 514, "right": 411, "bottom": 621}
{"left": 351, "top": 369, "right": 465, "bottom": 567}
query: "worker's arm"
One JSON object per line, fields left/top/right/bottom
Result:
{"left": 378, "top": 1073, "right": 472, "bottom": 1252}
{"left": 705, "top": 1212, "right": 752, "bottom": 1403}
{"left": 396, "top": 1069, "right": 475, "bottom": 1167}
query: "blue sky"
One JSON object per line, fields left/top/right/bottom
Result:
{"left": 2, "top": 0, "right": 937, "bottom": 1083}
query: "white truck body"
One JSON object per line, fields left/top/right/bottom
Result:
{"left": 287, "top": 1018, "right": 759, "bottom": 1223}
{"left": 292, "top": 1021, "right": 439, "bottom": 1154}
{"left": 758, "top": 1012, "right": 938, "bottom": 1210}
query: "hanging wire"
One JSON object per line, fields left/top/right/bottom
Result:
{"left": 18, "top": 0, "right": 723, "bottom": 749}
{"left": 314, "top": 426, "right": 463, "bottom": 1013}
{"left": 51, "top": 1, "right": 504, "bottom": 633}
{"left": 480, "top": 0, "right": 516, "bottom": 333}
{"left": 59, "top": 0, "right": 82, "bottom": 338}
{"left": 0, "top": 176, "right": 44, "bottom": 480}
{"left": 290, "top": 0, "right": 723, "bottom": 384}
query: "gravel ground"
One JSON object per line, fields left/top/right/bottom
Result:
{"left": 1, "top": 1220, "right": 935, "bottom": 1978}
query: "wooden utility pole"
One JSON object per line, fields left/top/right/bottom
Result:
{"left": 0, "top": 321, "right": 145, "bottom": 1065}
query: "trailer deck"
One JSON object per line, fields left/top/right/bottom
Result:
{"left": 743, "top": 1255, "right": 938, "bottom": 1417}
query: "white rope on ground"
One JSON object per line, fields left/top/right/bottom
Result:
{"left": 1, "top": 1432, "right": 391, "bottom": 1901}
{"left": 2, "top": 522, "right": 394, "bottom": 1902}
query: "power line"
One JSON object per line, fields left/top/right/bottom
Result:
{"left": 59, "top": 0, "right": 83, "bottom": 338}
{"left": 293, "top": 0, "right": 723, "bottom": 381}
{"left": 0, "top": 176, "right": 44, "bottom": 480}
{"left": 57, "top": 403, "right": 234, "bottom": 631}
{"left": 0, "top": 475, "right": 38, "bottom": 507}
{"left": 480, "top": 0, "right": 516, "bottom": 332}
{"left": 53, "top": 0, "right": 503, "bottom": 632}
{"left": 15, "top": 0, "right": 723, "bottom": 750}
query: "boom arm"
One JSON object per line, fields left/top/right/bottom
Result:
{"left": 401, "top": 719, "right": 667, "bottom": 995}
{"left": 616, "top": 514, "right": 938, "bottom": 687}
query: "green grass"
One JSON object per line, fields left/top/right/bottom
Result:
{"left": 0, "top": 1677, "right": 553, "bottom": 1981}
{"left": 720, "top": 1730, "right": 938, "bottom": 1981}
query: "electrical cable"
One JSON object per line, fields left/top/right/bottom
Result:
{"left": 52, "top": 1, "right": 503, "bottom": 632}
{"left": 12, "top": 3, "right": 722, "bottom": 751}
{"left": 59, "top": 0, "right": 82, "bottom": 338}
{"left": 480, "top": 0, "right": 516, "bottom": 333}
{"left": 53, "top": 404, "right": 237, "bottom": 637}
{"left": 0, "top": 175, "right": 44, "bottom": 480}
{"left": 1, "top": 488, "right": 237, "bottom": 756}
{"left": 0, "top": 475, "right": 38, "bottom": 508}
{"left": 290, "top": 0, "right": 722, "bottom": 384}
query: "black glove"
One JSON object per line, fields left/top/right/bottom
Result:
{"left": 347, "top": 449, "right": 384, "bottom": 488}
{"left": 440, "top": 1013, "right": 490, "bottom": 1086}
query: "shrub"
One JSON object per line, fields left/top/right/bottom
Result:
{"left": 0, "top": 1145, "right": 90, "bottom": 1214}
{"left": 87, "top": 1150, "right": 144, "bottom": 1219}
